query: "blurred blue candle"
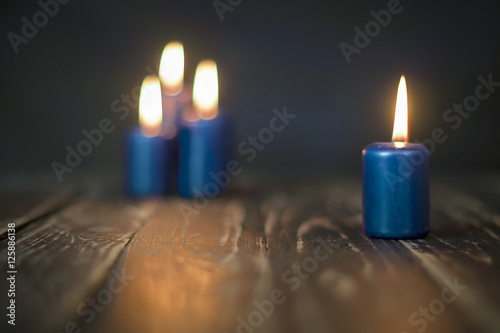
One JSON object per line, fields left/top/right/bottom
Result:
{"left": 178, "top": 60, "right": 230, "bottom": 198}
{"left": 125, "top": 76, "right": 175, "bottom": 197}
{"left": 159, "top": 41, "right": 185, "bottom": 136}
{"left": 362, "top": 76, "right": 430, "bottom": 239}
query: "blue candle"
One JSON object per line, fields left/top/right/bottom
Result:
{"left": 178, "top": 115, "right": 230, "bottom": 198}
{"left": 175, "top": 83, "right": 193, "bottom": 128}
{"left": 362, "top": 76, "right": 430, "bottom": 238}
{"left": 159, "top": 41, "right": 185, "bottom": 136}
{"left": 125, "top": 129, "right": 174, "bottom": 197}
{"left": 125, "top": 76, "right": 175, "bottom": 197}
{"left": 177, "top": 60, "right": 230, "bottom": 198}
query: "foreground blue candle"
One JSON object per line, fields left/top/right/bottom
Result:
{"left": 362, "top": 76, "right": 430, "bottom": 239}
{"left": 125, "top": 76, "right": 175, "bottom": 197}
{"left": 178, "top": 60, "right": 230, "bottom": 198}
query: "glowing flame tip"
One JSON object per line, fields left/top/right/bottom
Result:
{"left": 392, "top": 75, "right": 408, "bottom": 143}
{"left": 159, "top": 41, "right": 184, "bottom": 95}
{"left": 139, "top": 76, "right": 162, "bottom": 137}
{"left": 193, "top": 60, "right": 218, "bottom": 120}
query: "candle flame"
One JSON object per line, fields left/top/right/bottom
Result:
{"left": 159, "top": 41, "right": 184, "bottom": 96}
{"left": 193, "top": 60, "right": 218, "bottom": 120}
{"left": 392, "top": 75, "right": 408, "bottom": 144}
{"left": 139, "top": 76, "right": 162, "bottom": 137}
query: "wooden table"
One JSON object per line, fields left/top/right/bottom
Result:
{"left": 1, "top": 172, "right": 499, "bottom": 333}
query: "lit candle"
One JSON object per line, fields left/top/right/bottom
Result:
{"left": 177, "top": 60, "right": 230, "bottom": 198}
{"left": 362, "top": 76, "right": 430, "bottom": 238}
{"left": 159, "top": 41, "right": 185, "bottom": 135}
{"left": 125, "top": 76, "right": 175, "bottom": 197}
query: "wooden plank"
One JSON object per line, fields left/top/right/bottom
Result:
{"left": 0, "top": 199, "right": 159, "bottom": 333}
{"left": 0, "top": 188, "right": 76, "bottom": 235}
{"left": 87, "top": 197, "right": 271, "bottom": 333}
{"left": 398, "top": 181, "right": 500, "bottom": 333}
{"left": 252, "top": 183, "right": 468, "bottom": 333}
{"left": 4, "top": 173, "right": 496, "bottom": 333}
{"left": 87, "top": 179, "right": 481, "bottom": 333}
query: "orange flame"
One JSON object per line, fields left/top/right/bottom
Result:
{"left": 392, "top": 75, "right": 408, "bottom": 145}
{"left": 193, "top": 60, "right": 218, "bottom": 120}
{"left": 159, "top": 41, "right": 184, "bottom": 96}
{"left": 139, "top": 76, "right": 162, "bottom": 137}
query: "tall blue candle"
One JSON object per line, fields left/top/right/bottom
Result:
{"left": 125, "top": 76, "right": 175, "bottom": 197}
{"left": 362, "top": 76, "right": 430, "bottom": 239}
{"left": 159, "top": 41, "right": 185, "bottom": 136}
{"left": 178, "top": 60, "right": 230, "bottom": 198}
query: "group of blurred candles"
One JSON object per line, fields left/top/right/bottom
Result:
{"left": 126, "top": 41, "right": 229, "bottom": 198}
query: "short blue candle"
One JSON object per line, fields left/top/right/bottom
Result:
{"left": 125, "top": 75, "right": 174, "bottom": 198}
{"left": 177, "top": 115, "right": 230, "bottom": 198}
{"left": 125, "top": 128, "right": 175, "bottom": 197}
{"left": 362, "top": 142, "right": 429, "bottom": 238}
{"left": 363, "top": 75, "right": 430, "bottom": 239}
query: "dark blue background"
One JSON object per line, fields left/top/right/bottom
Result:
{"left": 1, "top": 0, "right": 499, "bottom": 181}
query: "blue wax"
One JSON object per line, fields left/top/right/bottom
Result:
{"left": 362, "top": 142, "right": 430, "bottom": 239}
{"left": 161, "top": 94, "right": 180, "bottom": 135}
{"left": 125, "top": 127, "right": 175, "bottom": 198}
{"left": 177, "top": 116, "right": 230, "bottom": 198}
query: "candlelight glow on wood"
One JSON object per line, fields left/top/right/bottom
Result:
{"left": 139, "top": 76, "right": 163, "bottom": 137}
{"left": 193, "top": 60, "right": 218, "bottom": 120}
{"left": 392, "top": 75, "right": 408, "bottom": 145}
{"left": 159, "top": 41, "right": 184, "bottom": 96}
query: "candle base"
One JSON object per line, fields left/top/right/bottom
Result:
{"left": 362, "top": 142, "right": 430, "bottom": 239}
{"left": 364, "top": 229, "right": 429, "bottom": 239}
{"left": 177, "top": 116, "right": 230, "bottom": 198}
{"left": 125, "top": 128, "right": 175, "bottom": 198}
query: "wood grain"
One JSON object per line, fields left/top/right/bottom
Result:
{"left": 86, "top": 177, "right": 495, "bottom": 333}
{"left": 0, "top": 188, "right": 76, "bottom": 235}
{"left": 86, "top": 197, "right": 266, "bottom": 333}
{"left": 0, "top": 199, "right": 159, "bottom": 333}
{"left": 2, "top": 173, "right": 500, "bottom": 333}
{"left": 250, "top": 183, "right": 468, "bottom": 333}
{"left": 398, "top": 181, "right": 500, "bottom": 333}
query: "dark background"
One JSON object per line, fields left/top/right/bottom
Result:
{"left": 1, "top": 0, "right": 499, "bottom": 184}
